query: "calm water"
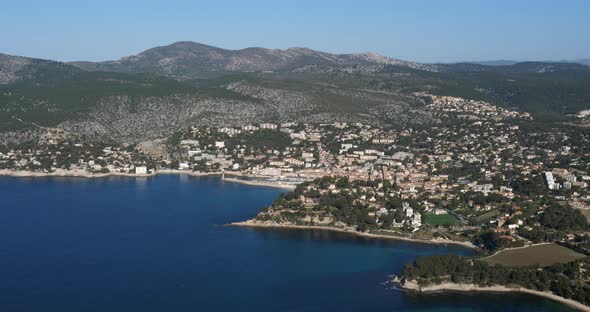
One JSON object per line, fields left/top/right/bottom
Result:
{"left": 0, "top": 175, "right": 573, "bottom": 311}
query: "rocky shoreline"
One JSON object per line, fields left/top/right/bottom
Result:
{"left": 0, "top": 168, "right": 153, "bottom": 178}
{"left": 229, "top": 220, "right": 479, "bottom": 250}
{"left": 395, "top": 278, "right": 590, "bottom": 312}
{"left": 0, "top": 169, "right": 295, "bottom": 189}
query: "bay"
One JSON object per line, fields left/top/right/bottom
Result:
{"left": 0, "top": 175, "right": 573, "bottom": 311}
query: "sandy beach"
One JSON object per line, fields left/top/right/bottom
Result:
{"left": 221, "top": 177, "right": 296, "bottom": 190}
{"left": 399, "top": 280, "right": 590, "bottom": 312}
{"left": 229, "top": 221, "right": 479, "bottom": 250}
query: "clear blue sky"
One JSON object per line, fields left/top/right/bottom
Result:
{"left": 1, "top": 0, "right": 588, "bottom": 63}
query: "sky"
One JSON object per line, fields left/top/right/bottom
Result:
{"left": 1, "top": 0, "right": 588, "bottom": 63}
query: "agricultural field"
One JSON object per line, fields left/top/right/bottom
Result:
{"left": 424, "top": 213, "right": 458, "bottom": 226}
{"left": 481, "top": 243, "right": 586, "bottom": 267}
{"left": 474, "top": 209, "right": 500, "bottom": 222}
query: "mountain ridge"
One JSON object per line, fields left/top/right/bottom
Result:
{"left": 68, "top": 41, "right": 439, "bottom": 76}
{"left": 1, "top": 44, "right": 590, "bottom": 143}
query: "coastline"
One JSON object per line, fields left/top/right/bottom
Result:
{"left": 229, "top": 221, "right": 480, "bottom": 250}
{"left": 0, "top": 169, "right": 294, "bottom": 189}
{"left": 220, "top": 176, "right": 296, "bottom": 190}
{"left": 397, "top": 280, "right": 590, "bottom": 312}
{"left": 0, "top": 168, "right": 153, "bottom": 178}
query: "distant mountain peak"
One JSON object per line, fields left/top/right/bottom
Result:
{"left": 70, "top": 41, "right": 435, "bottom": 76}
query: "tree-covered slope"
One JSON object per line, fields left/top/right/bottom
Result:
{"left": 2, "top": 47, "right": 590, "bottom": 142}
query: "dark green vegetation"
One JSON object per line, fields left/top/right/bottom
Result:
{"left": 541, "top": 204, "right": 589, "bottom": 231}
{"left": 429, "top": 62, "right": 590, "bottom": 119}
{"left": 259, "top": 62, "right": 590, "bottom": 121}
{"left": 403, "top": 253, "right": 590, "bottom": 305}
{"left": 0, "top": 61, "right": 196, "bottom": 131}
{"left": 481, "top": 243, "right": 586, "bottom": 267}
{"left": 227, "top": 129, "right": 292, "bottom": 151}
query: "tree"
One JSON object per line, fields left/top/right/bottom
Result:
{"left": 336, "top": 176, "right": 350, "bottom": 188}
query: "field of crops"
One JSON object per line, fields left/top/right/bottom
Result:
{"left": 481, "top": 243, "right": 585, "bottom": 267}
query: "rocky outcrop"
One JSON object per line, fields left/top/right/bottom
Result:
{"left": 396, "top": 279, "right": 590, "bottom": 312}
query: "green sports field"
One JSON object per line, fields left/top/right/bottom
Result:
{"left": 424, "top": 213, "right": 458, "bottom": 226}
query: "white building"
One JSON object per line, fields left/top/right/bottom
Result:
{"left": 135, "top": 166, "right": 147, "bottom": 174}
{"left": 242, "top": 125, "right": 259, "bottom": 131}
{"left": 545, "top": 172, "right": 556, "bottom": 189}
{"left": 405, "top": 207, "right": 414, "bottom": 218}
{"left": 473, "top": 183, "right": 493, "bottom": 192}
{"left": 301, "top": 152, "right": 314, "bottom": 159}
{"left": 188, "top": 150, "right": 201, "bottom": 158}
{"left": 215, "top": 141, "right": 225, "bottom": 148}
{"left": 218, "top": 127, "right": 241, "bottom": 136}
{"left": 180, "top": 139, "right": 199, "bottom": 146}
{"left": 290, "top": 132, "right": 306, "bottom": 140}
{"left": 434, "top": 209, "right": 448, "bottom": 215}
{"left": 259, "top": 123, "right": 277, "bottom": 130}
{"left": 411, "top": 212, "right": 422, "bottom": 227}
{"left": 259, "top": 168, "right": 281, "bottom": 176}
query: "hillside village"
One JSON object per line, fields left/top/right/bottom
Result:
{"left": 1, "top": 95, "right": 590, "bottom": 250}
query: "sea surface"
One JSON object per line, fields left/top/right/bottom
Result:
{"left": 0, "top": 175, "right": 573, "bottom": 311}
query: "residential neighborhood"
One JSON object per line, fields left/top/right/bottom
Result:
{"left": 2, "top": 95, "right": 590, "bottom": 250}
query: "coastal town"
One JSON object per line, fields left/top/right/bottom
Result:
{"left": 2, "top": 95, "right": 590, "bottom": 252}
{"left": 4, "top": 2, "right": 590, "bottom": 311}
{"left": 2, "top": 92, "right": 590, "bottom": 310}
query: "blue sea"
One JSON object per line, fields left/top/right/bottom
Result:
{"left": 0, "top": 175, "right": 573, "bottom": 311}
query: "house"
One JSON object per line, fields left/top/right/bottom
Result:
{"left": 411, "top": 212, "right": 422, "bottom": 227}
{"left": 472, "top": 183, "right": 493, "bottom": 192}
{"left": 188, "top": 150, "right": 201, "bottom": 158}
{"left": 215, "top": 141, "right": 225, "bottom": 148}
{"left": 434, "top": 209, "right": 447, "bottom": 215}
{"left": 260, "top": 123, "right": 277, "bottom": 129}
{"left": 299, "top": 195, "right": 318, "bottom": 206}
{"left": 301, "top": 152, "right": 314, "bottom": 159}
{"left": 290, "top": 132, "right": 306, "bottom": 140}
{"left": 259, "top": 168, "right": 281, "bottom": 176}
{"left": 242, "top": 125, "right": 259, "bottom": 131}
{"left": 180, "top": 139, "right": 199, "bottom": 146}
{"left": 135, "top": 166, "right": 147, "bottom": 174}
{"left": 405, "top": 207, "right": 414, "bottom": 217}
